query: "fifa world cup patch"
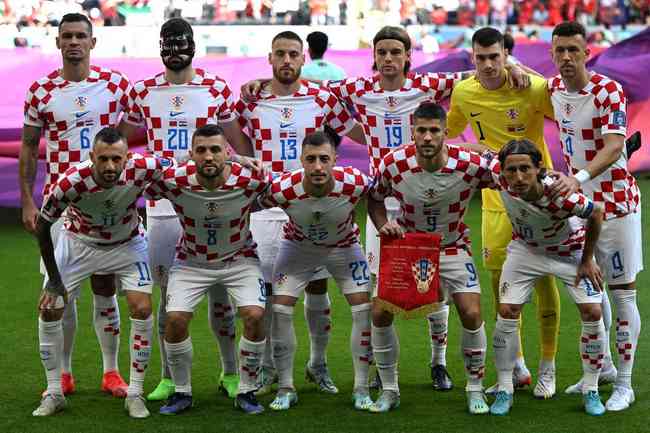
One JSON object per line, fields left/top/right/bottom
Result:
{"left": 612, "top": 111, "right": 626, "bottom": 127}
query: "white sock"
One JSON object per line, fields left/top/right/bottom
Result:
{"left": 493, "top": 316, "right": 519, "bottom": 394}
{"left": 427, "top": 305, "right": 449, "bottom": 367}
{"left": 601, "top": 289, "right": 614, "bottom": 369}
{"left": 580, "top": 320, "right": 605, "bottom": 393}
{"left": 462, "top": 323, "right": 487, "bottom": 392}
{"left": 166, "top": 337, "right": 193, "bottom": 394}
{"left": 157, "top": 286, "right": 171, "bottom": 379}
{"left": 371, "top": 324, "right": 399, "bottom": 392}
{"left": 93, "top": 294, "right": 120, "bottom": 373}
{"left": 61, "top": 300, "right": 77, "bottom": 374}
{"left": 272, "top": 304, "right": 296, "bottom": 390}
{"left": 238, "top": 337, "right": 265, "bottom": 394}
{"left": 612, "top": 290, "right": 641, "bottom": 389}
{"left": 128, "top": 315, "right": 153, "bottom": 397}
{"left": 208, "top": 289, "right": 238, "bottom": 375}
{"left": 262, "top": 299, "right": 274, "bottom": 371}
{"left": 350, "top": 303, "right": 372, "bottom": 392}
{"left": 304, "top": 292, "right": 331, "bottom": 368}
{"left": 39, "top": 318, "right": 63, "bottom": 395}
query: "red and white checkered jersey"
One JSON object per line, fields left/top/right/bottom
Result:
{"left": 145, "top": 162, "right": 269, "bottom": 265}
{"left": 548, "top": 72, "right": 639, "bottom": 220}
{"left": 327, "top": 72, "right": 460, "bottom": 176}
{"left": 371, "top": 144, "right": 493, "bottom": 254}
{"left": 41, "top": 155, "right": 170, "bottom": 246}
{"left": 234, "top": 80, "right": 355, "bottom": 176}
{"left": 263, "top": 166, "right": 369, "bottom": 248}
{"left": 127, "top": 69, "right": 237, "bottom": 217}
{"left": 24, "top": 66, "right": 133, "bottom": 197}
{"left": 494, "top": 168, "right": 595, "bottom": 256}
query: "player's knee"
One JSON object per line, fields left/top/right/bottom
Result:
{"left": 579, "top": 304, "right": 602, "bottom": 323}
{"left": 371, "top": 302, "right": 393, "bottom": 326}
{"left": 40, "top": 308, "right": 64, "bottom": 322}
{"left": 305, "top": 278, "right": 328, "bottom": 294}
{"left": 240, "top": 306, "right": 265, "bottom": 340}
{"left": 459, "top": 305, "right": 482, "bottom": 328}
{"left": 498, "top": 303, "right": 520, "bottom": 320}
{"left": 90, "top": 274, "right": 117, "bottom": 296}
{"left": 165, "top": 312, "right": 190, "bottom": 341}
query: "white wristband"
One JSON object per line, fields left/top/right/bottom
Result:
{"left": 574, "top": 169, "right": 591, "bottom": 184}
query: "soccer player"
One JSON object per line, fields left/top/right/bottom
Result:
{"left": 122, "top": 17, "right": 248, "bottom": 401}
{"left": 446, "top": 27, "right": 561, "bottom": 398}
{"left": 20, "top": 13, "right": 131, "bottom": 398}
{"left": 260, "top": 131, "right": 373, "bottom": 411}
{"left": 33, "top": 127, "right": 167, "bottom": 418}
{"left": 301, "top": 31, "right": 346, "bottom": 81}
{"left": 234, "top": 30, "right": 366, "bottom": 395}
{"left": 488, "top": 139, "right": 607, "bottom": 416}
{"left": 547, "top": 22, "right": 642, "bottom": 411}
{"left": 145, "top": 125, "right": 268, "bottom": 415}
{"left": 368, "top": 102, "right": 492, "bottom": 414}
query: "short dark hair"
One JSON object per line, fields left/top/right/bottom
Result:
{"left": 472, "top": 27, "right": 504, "bottom": 48}
{"left": 498, "top": 139, "right": 543, "bottom": 168}
{"left": 503, "top": 33, "right": 515, "bottom": 53}
{"left": 302, "top": 130, "right": 336, "bottom": 150}
{"left": 373, "top": 26, "right": 411, "bottom": 73}
{"left": 552, "top": 21, "right": 587, "bottom": 40}
{"left": 192, "top": 124, "right": 225, "bottom": 146}
{"left": 413, "top": 102, "right": 447, "bottom": 124}
{"left": 94, "top": 127, "right": 125, "bottom": 147}
{"left": 272, "top": 31, "right": 303, "bottom": 48}
{"left": 59, "top": 13, "right": 92, "bottom": 35}
{"left": 160, "top": 17, "right": 193, "bottom": 38}
{"left": 307, "top": 31, "right": 328, "bottom": 59}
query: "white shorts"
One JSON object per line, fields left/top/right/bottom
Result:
{"left": 499, "top": 241, "right": 603, "bottom": 305}
{"left": 594, "top": 211, "right": 643, "bottom": 285}
{"left": 272, "top": 240, "right": 370, "bottom": 298}
{"left": 366, "top": 197, "right": 401, "bottom": 275}
{"left": 250, "top": 208, "right": 329, "bottom": 284}
{"left": 166, "top": 256, "right": 266, "bottom": 313}
{"left": 146, "top": 214, "right": 182, "bottom": 287}
{"left": 373, "top": 247, "right": 482, "bottom": 299}
{"left": 44, "top": 231, "right": 153, "bottom": 309}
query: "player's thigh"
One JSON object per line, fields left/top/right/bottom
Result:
{"left": 250, "top": 216, "right": 286, "bottom": 283}
{"left": 498, "top": 242, "right": 547, "bottom": 306}
{"left": 107, "top": 235, "right": 154, "bottom": 297}
{"left": 440, "top": 249, "right": 482, "bottom": 300}
{"left": 166, "top": 262, "right": 217, "bottom": 313}
{"left": 326, "top": 245, "right": 370, "bottom": 298}
{"left": 272, "top": 241, "right": 317, "bottom": 298}
{"left": 43, "top": 231, "right": 92, "bottom": 309}
{"left": 147, "top": 215, "right": 182, "bottom": 287}
{"left": 216, "top": 257, "right": 267, "bottom": 309}
{"left": 365, "top": 199, "right": 401, "bottom": 275}
{"left": 481, "top": 210, "right": 512, "bottom": 271}
{"left": 595, "top": 211, "right": 644, "bottom": 285}
{"left": 551, "top": 253, "right": 603, "bottom": 306}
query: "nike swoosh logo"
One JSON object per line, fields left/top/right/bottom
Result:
{"left": 138, "top": 281, "right": 150, "bottom": 287}
{"left": 170, "top": 111, "right": 185, "bottom": 117}
{"left": 561, "top": 119, "right": 571, "bottom": 125}
{"left": 75, "top": 111, "right": 90, "bottom": 119}
{"left": 470, "top": 112, "right": 481, "bottom": 117}
{"left": 280, "top": 122, "right": 295, "bottom": 128}
{"left": 611, "top": 273, "right": 624, "bottom": 279}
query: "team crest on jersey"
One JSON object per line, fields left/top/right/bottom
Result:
{"left": 103, "top": 199, "right": 115, "bottom": 210}
{"left": 312, "top": 211, "right": 322, "bottom": 223}
{"left": 412, "top": 258, "right": 436, "bottom": 294}
{"left": 506, "top": 108, "right": 519, "bottom": 120}
{"left": 564, "top": 103, "right": 574, "bottom": 116}
{"left": 205, "top": 201, "right": 219, "bottom": 214}
{"left": 74, "top": 96, "right": 88, "bottom": 108}
{"left": 280, "top": 107, "right": 294, "bottom": 122}
{"left": 170, "top": 95, "right": 185, "bottom": 110}
{"left": 386, "top": 96, "right": 399, "bottom": 110}
{"left": 424, "top": 189, "right": 436, "bottom": 200}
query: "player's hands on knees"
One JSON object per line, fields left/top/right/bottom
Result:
{"left": 38, "top": 291, "right": 64, "bottom": 311}
{"left": 576, "top": 258, "right": 604, "bottom": 293}
{"left": 22, "top": 202, "right": 39, "bottom": 234}
{"left": 241, "top": 80, "right": 265, "bottom": 103}
{"left": 547, "top": 171, "right": 580, "bottom": 199}
{"left": 379, "top": 221, "right": 405, "bottom": 238}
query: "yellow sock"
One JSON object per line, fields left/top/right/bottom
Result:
{"left": 535, "top": 275, "right": 560, "bottom": 361}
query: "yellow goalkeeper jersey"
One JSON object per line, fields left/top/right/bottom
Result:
{"left": 447, "top": 73, "right": 554, "bottom": 212}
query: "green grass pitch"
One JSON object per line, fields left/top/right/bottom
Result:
{"left": 1, "top": 178, "right": 648, "bottom": 433}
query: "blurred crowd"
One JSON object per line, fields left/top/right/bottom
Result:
{"left": 1, "top": 0, "right": 647, "bottom": 27}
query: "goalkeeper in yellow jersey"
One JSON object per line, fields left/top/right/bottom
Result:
{"left": 446, "top": 27, "right": 560, "bottom": 399}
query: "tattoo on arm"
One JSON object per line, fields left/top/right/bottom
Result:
{"left": 19, "top": 126, "right": 42, "bottom": 201}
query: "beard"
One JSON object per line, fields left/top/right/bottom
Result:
{"left": 198, "top": 164, "right": 223, "bottom": 179}
{"left": 273, "top": 66, "right": 301, "bottom": 85}
{"left": 162, "top": 54, "right": 193, "bottom": 72}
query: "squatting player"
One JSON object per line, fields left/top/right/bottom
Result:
{"left": 234, "top": 30, "right": 366, "bottom": 395}
{"left": 261, "top": 131, "right": 373, "bottom": 411}
{"left": 368, "top": 102, "right": 492, "bottom": 414}
{"left": 34, "top": 128, "right": 169, "bottom": 418}
{"left": 547, "top": 21, "right": 643, "bottom": 411}
{"left": 446, "top": 27, "right": 560, "bottom": 398}
{"left": 20, "top": 13, "right": 131, "bottom": 397}
{"left": 145, "top": 125, "right": 269, "bottom": 415}
{"left": 488, "top": 139, "right": 607, "bottom": 416}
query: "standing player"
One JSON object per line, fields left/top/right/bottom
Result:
{"left": 488, "top": 139, "right": 607, "bottom": 416}
{"left": 234, "top": 30, "right": 366, "bottom": 395}
{"left": 368, "top": 102, "right": 492, "bottom": 414}
{"left": 261, "top": 132, "right": 373, "bottom": 411}
{"left": 122, "top": 18, "right": 248, "bottom": 401}
{"left": 446, "top": 27, "right": 561, "bottom": 398}
{"left": 547, "top": 22, "right": 642, "bottom": 411}
{"left": 20, "top": 13, "right": 131, "bottom": 398}
{"left": 145, "top": 125, "right": 268, "bottom": 415}
{"left": 33, "top": 128, "right": 166, "bottom": 418}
